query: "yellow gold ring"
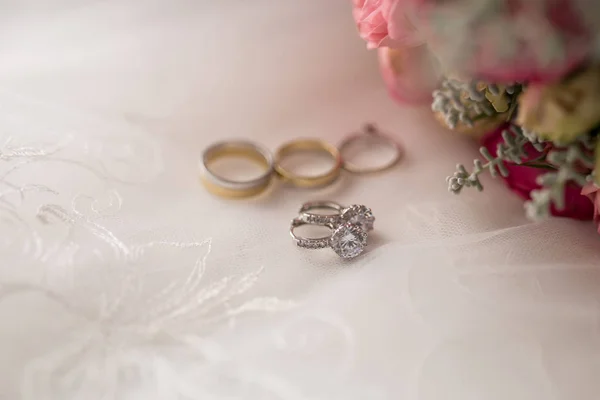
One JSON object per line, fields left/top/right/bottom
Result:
{"left": 274, "top": 139, "right": 342, "bottom": 188}
{"left": 338, "top": 123, "right": 403, "bottom": 174}
{"left": 199, "top": 140, "right": 274, "bottom": 199}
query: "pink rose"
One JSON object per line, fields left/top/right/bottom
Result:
{"left": 581, "top": 183, "right": 600, "bottom": 231}
{"left": 378, "top": 45, "right": 439, "bottom": 105}
{"left": 466, "top": 0, "right": 591, "bottom": 83}
{"left": 481, "top": 125, "right": 594, "bottom": 220}
{"left": 378, "top": 0, "right": 595, "bottom": 83}
{"left": 352, "top": 0, "right": 422, "bottom": 49}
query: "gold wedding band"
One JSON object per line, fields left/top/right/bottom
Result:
{"left": 274, "top": 139, "right": 342, "bottom": 188}
{"left": 199, "top": 140, "right": 274, "bottom": 199}
{"left": 338, "top": 124, "right": 403, "bottom": 174}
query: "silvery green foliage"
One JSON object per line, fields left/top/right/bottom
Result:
{"left": 525, "top": 137, "right": 596, "bottom": 220}
{"left": 432, "top": 78, "right": 520, "bottom": 129}
{"left": 521, "top": 126, "right": 546, "bottom": 145}
{"left": 432, "top": 79, "right": 493, "bottom": 129}
{"left": 447, "top": 125, "right": 537, "bottom": 194}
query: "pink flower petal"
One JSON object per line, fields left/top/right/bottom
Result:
{"left": 378, "top": 45, "right": 439, "bottom": 105}
{"left": 401, "top": 0, "right": 594, "bottom": 83}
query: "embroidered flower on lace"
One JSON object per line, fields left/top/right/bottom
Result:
{"left": 3, "top": 195, "right": 296, "bottom": 399}
{"left": 0, "top": 95, "right": 363, "bottom": 399}
{"left": 0, "top": 91, "right": 163, "bottom": 186}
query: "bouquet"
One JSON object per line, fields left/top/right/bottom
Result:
{"left": 352, "top": 0, "right": 600, "bottom": 229}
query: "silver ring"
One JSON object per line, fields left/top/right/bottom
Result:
{"left": 298, "top": 200, "right": 344, "bottom": 226}
{"left": 199, "top": 140, "right": 274, "bottom": 198}
{"left": 290, "top": 218, "right": 367, "bottom": 259}
{"left": 298, "top": 201, "right": 375, "bottom": 232}
{"left": 338, "top": 123, "right": 403, "bottom": 174}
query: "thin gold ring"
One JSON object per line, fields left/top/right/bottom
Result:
{"left": 274, "top": 139, "right": 342, "bottom": 188}
{"left": 199, "top": 140, "right": 274, "bottom": 199}
{"left": 338, "top": 123, "right": 403, "bottom": 174}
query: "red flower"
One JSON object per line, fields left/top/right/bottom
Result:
{"left": 481, "top": 125, "right": 594, "bottom": 220}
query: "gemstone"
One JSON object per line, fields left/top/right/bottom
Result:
{"left": 341, "top": 205, "right": 375, "bottom": 232}
{"left": 329, "top": 222, "right": 367, "bottom": 259}
{"left": 297, "top": 237, "right": 329, "bottom": 249}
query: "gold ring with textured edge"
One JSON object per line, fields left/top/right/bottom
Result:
{"left": 199, "top": 140, "right": 274, "bottom": 199}
{"left": 338, "top": 123, "right": 403, "bottom": 174}
{"left": 274, "top": 139, "right": 342, "bottom": 188}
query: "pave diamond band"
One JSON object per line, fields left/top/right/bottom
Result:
{"left": 290, "top": 219, "right": 332, "bottom": 250}
{"left": 298, "top": 201, "right": 375, "bottom": 232}
{"left": 298, "top": 201, "right": 344, "bottom": 227}
{"left": 290, "top": 218, "right": 368, "bottom": 259}
{"left": 290, "top": 218, "right": 332, "bottom": 249}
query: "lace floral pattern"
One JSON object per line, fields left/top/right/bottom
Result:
{"left": 3, "top": 2, "right": 600, "bottom": 399}
{"left": 0, "top": 98, "right": 321, "bottom": 399}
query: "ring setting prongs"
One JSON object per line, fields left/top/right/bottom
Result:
{"left": 340, "top": 204, "right": 375, "bottom": 232}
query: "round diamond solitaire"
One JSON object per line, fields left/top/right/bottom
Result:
{"left": 341, "top": 204, "right": 375, "bottom": 232}
{"left": 292, "top": 201, "right": 374, "bottom": 260}
{"left": 329, "top": 222, "right": 367, "bottom": 259}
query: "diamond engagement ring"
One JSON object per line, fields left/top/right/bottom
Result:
{"left": 290, "top": 218, "right": 368, "bottom": 259}
{"left": 298, "top": 201, "right": 375, "bottom": 232}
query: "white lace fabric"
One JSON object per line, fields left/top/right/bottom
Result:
{"left": 1, "top": 1, "right": 600, "bottom": 399}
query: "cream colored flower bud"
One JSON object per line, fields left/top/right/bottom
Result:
{"left": 517, "top": 65, "right": 600, "bottom": 143}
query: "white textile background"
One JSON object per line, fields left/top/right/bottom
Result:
{"left": 1, "top": 1, "right": 600, "bottom": 399}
